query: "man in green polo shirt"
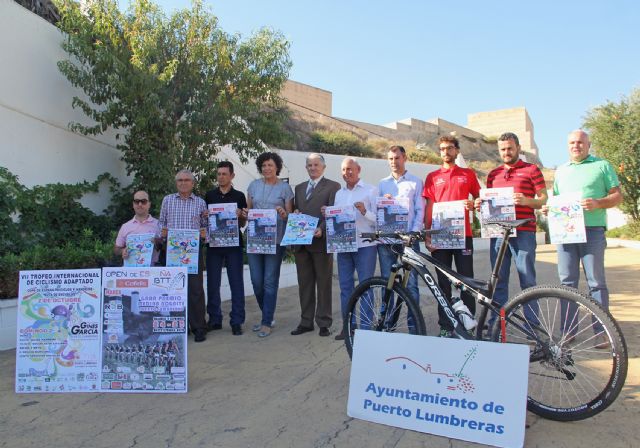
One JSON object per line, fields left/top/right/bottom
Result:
{"left": 551, "top": 129, "right": 622, "bottom": 347}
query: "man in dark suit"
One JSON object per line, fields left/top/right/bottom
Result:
{"left": 291, "top": 153, "right": 341, "bottom": 337}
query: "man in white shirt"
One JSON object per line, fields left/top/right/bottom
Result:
{"left": 378, "top": 145, "right": 425, "bottom": 306}
{"left": 330, "top": 157, "right": 378, "bottom": 340}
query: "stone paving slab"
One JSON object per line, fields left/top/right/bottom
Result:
{"left": 0, "top": 245, "right": 638, "bottom": 448}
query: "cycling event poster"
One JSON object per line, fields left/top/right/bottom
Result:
{"left": 100, "top": 267, "right": 188, "bottom": 393}
{"left": 15, "top": 269, "right": 102, "bottom": 393}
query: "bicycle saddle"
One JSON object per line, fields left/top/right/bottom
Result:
{"left": 484, "top": 218, "right": 533, "bottom": 228}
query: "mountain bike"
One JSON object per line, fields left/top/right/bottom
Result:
{"left": 344, "top": 219, "right": 628, "bottom": 421}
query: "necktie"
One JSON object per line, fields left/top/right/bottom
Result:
{"left": 305, "top": 181, "right": 315, "bottom": 200}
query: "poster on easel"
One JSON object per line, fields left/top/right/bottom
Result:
{"left": 15, "top": 269, "right": 102, "bottom": 393}
{"left": 100, "top": 267, "right": 188, "bottom": 393}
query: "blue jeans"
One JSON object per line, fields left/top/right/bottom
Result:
{"left": 338, "top": 245, "right": 378, "bottom": 319}
{"left": 206, "top": 246, "right": 245, "bottom": 326}
{"left": 488, "top": 231, "right": 538, "bottom": 329}
{"left": 248, "top": 247, "right": 285, "bottom": 327}
{"left": 557, "top": 227, "right": 608, "bottom": 335}
{"left": 378, "top": 242, "right": 421, "bottom": 330}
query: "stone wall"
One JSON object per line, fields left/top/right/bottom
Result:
{"left": 467, "top": 107, "right": 539, "bottom": 156}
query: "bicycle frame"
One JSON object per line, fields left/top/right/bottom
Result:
{"left": 383, "top": 224, "right": 538, "bottom": 341}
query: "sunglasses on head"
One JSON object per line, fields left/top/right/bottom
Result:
{"left": 133, "top": 199, "right": 149, "bottom": 204}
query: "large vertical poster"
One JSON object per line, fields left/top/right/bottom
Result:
{"left": 15, "top": 269, "right": 102, "bottom": 393}
{"left": 101, "top": 267, "right": 188, "bottom": 393}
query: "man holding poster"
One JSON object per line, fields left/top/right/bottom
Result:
{"left": 545, "top": 130, "right": 622, "bottom": 348}
{"left": 423, "top": 136, "right": 481, "bottom": 337}
{"left": 378, "top": 146, "right": 425, "bottom": 307}
{"left": 474, "top": 133, "right": 547, "bottom": 328}
{"left": 114, "top": 190, "right": 160, "bottom": 266}
{"left": 330, "top": 157, "right": 378, "bottom": 341}
{"left": 204, "top": 161, "right": 247, "bottom": 336}
{"left": 159, "top": 169, "right": 208, "bottom": 342}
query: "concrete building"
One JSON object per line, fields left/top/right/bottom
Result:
{"left": 467, "top": 107, "right": 539, "bottom": 157}
{"left": 280, "top": 79, "right": 332, "bottom": 116}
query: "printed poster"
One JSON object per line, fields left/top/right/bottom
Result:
{"left": 348, "top": 331, "right": 529, "bottom": 448}
{"left": 100, "top": 267, "right": 188, "bottom": 393}
{"left": 431, "top": 201, "right": 466, "bottom": 250}
{"left": 246, "top": 209, "right": 277, "bottom": 254}
{"left": 281, "top": 213, "right": 319, "bottom": 246}
{"left": 166, "top": 229, "right": 200, "bottom": 274}
{"left": 15, "top": 269, "right": 102, "bottom": 393}
{"left": 208, "top": 203, "right": 240, "bottom": 247}
{"left": 326, "top": 205, "right": 358, "bottom": 253}
{"left": 547, "top": 193, "right": 587, "bottom": 244}
{"left": 479, "top": 188, "right": 516, "bottom": 238}
{"left": 376, "top": 197, "right": 410, "bottom": 234}
{"left": 124, "top": 233, "right": 155, "bottom": 268}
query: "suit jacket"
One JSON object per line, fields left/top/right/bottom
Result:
{"left": 293, "top": 177, "right": 341, "bottom": 253}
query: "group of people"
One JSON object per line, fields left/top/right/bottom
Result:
{"left": 114, "top": 129, "right": 622, "bottom": 347}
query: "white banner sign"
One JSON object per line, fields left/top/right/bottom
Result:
{"left": 348, "top": 331, "right": 529, "bottom": 448}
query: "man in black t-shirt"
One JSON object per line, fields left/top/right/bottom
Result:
{"left": 204, "top": 161, "right": 248, "bottom": 335}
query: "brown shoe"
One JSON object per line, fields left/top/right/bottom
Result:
{"left": 334, "top": 331, "right": 345, "bottom": 341}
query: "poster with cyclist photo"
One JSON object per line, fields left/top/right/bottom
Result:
{"left": 15, "top": 269, "right": 102, "bottom": 393}
{"left": 478, "top": 188, "right": 516, "bottom": 238}
{"left": 376, "top": 197, "right": 410, "bottom": 233}
{"left": 431, "top": 201, "right": 466, "bottom": 249}
{"left": 325, "top": 205, "right": 358, "bottom": 253}
{"left": 208, "top": 203, "right": 240, "bottom": 247}
{"left": 100, "top": 267, "right": 188, "bottom": 393}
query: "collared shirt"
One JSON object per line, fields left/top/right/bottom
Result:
{"left": 486, "top": 159, "right": 545, "bottom": 232}
{"left": 553, "top": 154, "right": 620, "bottom": 228}
{"left": 334, "top": 179, "right": 378, "bottom": 247}
{"left": 423, "top": 165, "right": 481, "bottom": 236}
{"left": 158, "top": 192, "right": 208, "bottom": 230}
{"left": 378, "top": 171, "right": 425, "bottom": 232}
{"left": 115, "top": 215, "right": 160, "bottom": 263}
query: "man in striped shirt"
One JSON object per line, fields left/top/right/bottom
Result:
{"left": 159, "top": 169, "right": 209, "bottom": 342}
{"left": 475, "top": 132, "right": 547, "bottom": 328}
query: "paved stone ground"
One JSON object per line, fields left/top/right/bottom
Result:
{"left": 0, "top": 245, "right": 638, "bottom": 448}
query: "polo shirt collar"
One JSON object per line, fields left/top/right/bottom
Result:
{"left": 569, "top": 154, "right": 596, "bottom": 165}
{"left": 131, "top": 215, "right": 154, "bottom": 224}
{"left": 343, "top": 179, "right": 364, "bottom": 190}
{"left": 174, "top": 192, "right": 196, "bottom": 200}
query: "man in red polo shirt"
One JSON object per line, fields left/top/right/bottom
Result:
{"left": 475, "top": 132, "right": 547, "bottom": 329}
{"left": 424, "top": 135, "right": 481, "bottom": 337}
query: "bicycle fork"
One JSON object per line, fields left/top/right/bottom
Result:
{"left": 376, "top": 262, "right": 409, "bottom": 331}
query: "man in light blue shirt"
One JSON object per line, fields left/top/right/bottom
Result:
{"left": 378, "top": 145, "right": 425, "bottom": 306}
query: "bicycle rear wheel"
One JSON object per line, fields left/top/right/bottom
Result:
{"left": 344, "top": 277, "right": 426, "bottom": 358}
{"left": 492, "top": 285, "right": 627, "bottom": 421}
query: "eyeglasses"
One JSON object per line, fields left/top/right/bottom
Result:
{"left": 439, "top": 145, "right": 457, "bottom": 151}
{"left": 133, "top": 199, "right": 149, "bottom": 204}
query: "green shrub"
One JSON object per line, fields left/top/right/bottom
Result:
{"left": 309, "top": 130, "right": 375, "bottom": 157}
{"left": 0, "top": 229, "right": 118, "bottom": 299}
{"left": 606, "top": 221, "right": 640, "bottom": 240}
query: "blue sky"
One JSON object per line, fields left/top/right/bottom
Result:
{"left": 145, "top": 0, "right": 639, "bottom": 167}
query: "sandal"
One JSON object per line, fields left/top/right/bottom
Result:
{"left": 257, "top": 326, "right": 272, "bottom": 338}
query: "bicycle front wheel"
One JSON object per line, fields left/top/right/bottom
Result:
{"left": 492, "top": 285, "right": 627, "bottom": 421}
{"left": 344, "top": 276, "right": 426, "bottom": 358}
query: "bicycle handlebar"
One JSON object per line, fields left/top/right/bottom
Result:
{"left": 361, "top": 229, "right": 440, "bottom": 244}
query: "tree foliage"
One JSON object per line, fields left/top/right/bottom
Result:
{"left": 583, "top": 88, "right": 640, "bottom": 221}
{"left": 54, "top": 0, "right": 292, "bottom": 198}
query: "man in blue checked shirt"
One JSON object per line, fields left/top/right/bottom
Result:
{"left": 159, "top": 169, "right": 209, "bottom": 343}
{"left": 378, "top": 145, "right": 425, "bottom": 306}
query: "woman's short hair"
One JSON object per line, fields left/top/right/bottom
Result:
{"left": 255, "top": 152, "right": 284, "bottom": 176}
